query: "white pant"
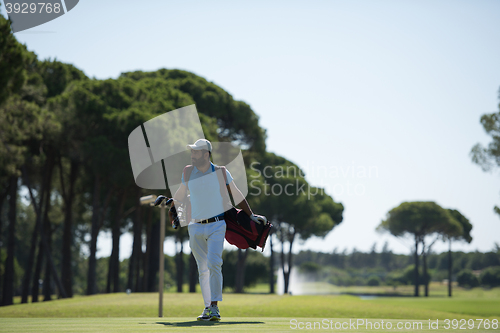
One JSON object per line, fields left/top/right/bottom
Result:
{"left": 188, "top": 220, "right": 226, "bottom": 307}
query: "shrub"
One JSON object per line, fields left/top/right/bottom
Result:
{"left": 326, "top": 268, "right": 351, "bottom": 286}
{"left": 402, "top": 265, "right": 431, "bottom": 285}
{"left": 386, "top": 270, "right": 406, "bottom": 288}
{"left": 456, "top": 269, "right": 480, "bottom": 288}
{"left": 480, "top": 266, "right": 500, "bottom": 287}
{"left": 367, "top": 276, "right": 381, "bottom": 286}
{"left": 299, "top": 262, "right": 322, "bottom": 274}
{"left": 352, "top": 276, "right": 366, "bottom": 286}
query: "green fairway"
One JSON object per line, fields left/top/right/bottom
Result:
{"left": 0, "top": 290, "right": 498, "bottom": 332}
{"left": 1, "top": 292, "right": 499, "bottom": 320}
{"left": 2, "top": 291, "right": 500, "bottom": 320}
{"left": 0, "top": 317, "right": 499, "bottom": 333}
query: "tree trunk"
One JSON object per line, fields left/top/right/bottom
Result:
{"left": 127, "top": 190, "right": 141, "bottom": 291}
{"left": 110, "top": 218, "right": 121, "bottom": 294}
{"left": 21, "top": 206, "right": 43, "bottom": 304}
{"left": 42, "top": 224, "right": 52, "bottom": 301}
{"left": 147, "top": 219, "right": 159, "bottom": 292}
{"left": 285, "top": 230, "right": 296, "bottom": 294}
{"left": 235, "top": 249, "right": 248, "bottom": 293}
{"left": 40, "top": 217, "right": 67, "bottom": 299}
{"left": 107, "top": 191, "right": 125, "bottom": 293}
{"left": 31, "top": 238, "right": 43, "bottom": 303}
{"left": 189, "top": 253, "right": 197, "bottom": 293}
{"left": 87, "top": 175, "right": 101, "bottom": 295}
{"left": 106, "top": 256, "right": 112, "bottom": 294}
{"left": 414, "top": 236, "right": 419, "bottom": 297}
{"left": 133, "top": 200, "right": 143, "bottom": 292}
{"left": 176, "top": 235, "right": 184, "bottom": 293}
{"left": 1, "top": 176, "right": 18, "bottom": 306}
{"left": 88, "top": 180, "right": 113, "bottom": 295}
{"left": 422, "top": 239, "right": 428, "bottom": 297}
{"left": 20, "top": 155, "right": 66, "bottom": 301}
{"left": 142, "top": 208, "right": 152, "bottom": 292}
{"left": 281, "top": 226, "right": 296, "bottom": 295}
{"left": 279, "top": 226, "right": 295, "bottom": 295}
{"left": 42, "top": 184, "right": 54, "bottom": 301}
{"left": 61, "top": 160, "right": 78, "bottom": 298}
{"left": 0, "top": 183, "right": 11, "bottom": 303}
{"left": 20, "top": 160, "right": 50, "bottom": 304}
{"left": 280, "top": 225, "right": 288, "bottom": 294}
{"left": 448, "top": 239, "right": 452, "bottom": 297}
{"left": 31, "top": 235, "right": 44, "bottom": 303}
{"left": 269, "top": 233, "right": 274, "bottom": 294}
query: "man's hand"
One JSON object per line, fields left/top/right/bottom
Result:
{"left": 250, "top": 214, "right": 267, "bottom": 225}
{"left": 169, "top": 205, "right": 180, "bottom": 229}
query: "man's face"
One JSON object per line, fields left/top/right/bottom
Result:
{"left": 191, "top": 149, "right": 208, "bottom": 167}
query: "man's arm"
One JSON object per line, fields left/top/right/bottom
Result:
{"left": 227, "top": 182, "right": 253, "bottom": 217}
{"left": 227, "top": 180, "right": 268, "bottom": 224}
{"left": 173, "top": 183, "right": 188, "bottom": 207}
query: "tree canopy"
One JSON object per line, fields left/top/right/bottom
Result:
{"left": 378, "top": 201, "right": 461, "bottom": 240}
{"left": 0, "top": 15, "right": 27, "bottom": 106}
{"left": 378, "top": 201, "right": 462, "bottom": 296}
{"left": 120, "top": 69, "right": 267, "bottom": 153}
{"left": 470, "top": 91, "right": 500, "bottom": 217}
{"left": 250, "top": 151, "right": 344, "bottom": 293}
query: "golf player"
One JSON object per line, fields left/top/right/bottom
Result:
{"left": 172, "top": 139, "right": 264, "bottom": 321}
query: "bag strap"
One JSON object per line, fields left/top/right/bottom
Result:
{"left": 214, "top": 165, "right": 233, "bottom": 210}
{"left": 214, "top": 165, "right": 228, "bottom": 185}
{"left": 183, "top": 165, "right": 195, "bottom": 189}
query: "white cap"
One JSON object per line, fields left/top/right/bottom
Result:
{"left": 187, "top": 139, "right": 212, "bottom": 152}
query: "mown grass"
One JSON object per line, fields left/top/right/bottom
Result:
{"left": 2, "top": 317, "right": 487, "bottom": 333}
{"left": 1, "top": 291, "right": 499, "bottom": 320}
{"left": 0, "top": 286, "right": 498, "bottom": 333}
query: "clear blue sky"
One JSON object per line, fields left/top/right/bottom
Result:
{"left": 3, "top": 0, "right": 500, "bottom": 259}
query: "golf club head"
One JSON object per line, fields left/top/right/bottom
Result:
{"left": 154, "top": 195, "right": 167, "bottom": 206}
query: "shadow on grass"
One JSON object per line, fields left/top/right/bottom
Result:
{"left": 156, "top": 320, "right": 265, "bottom": 327}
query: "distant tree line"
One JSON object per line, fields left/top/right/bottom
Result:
{"left": 294, "top": 243, "right": 500, "bottom": 289}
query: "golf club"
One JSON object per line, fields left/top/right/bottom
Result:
{"left": 153, "top": 195, "right": 173, "bottom": 206}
